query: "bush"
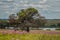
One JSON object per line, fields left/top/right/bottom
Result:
{"left": 56, "top": 29, "right": 60, "bottom": 30}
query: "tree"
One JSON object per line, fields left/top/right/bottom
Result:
{"left": 9, "top": 7, "right": 47, "bottom": 32}
{"left": 57, "top": 23, "right": 60, "bottom": 28}
{"left": 9, "top": 14, "right": 17, "bottom": 27}
{"left": 39, "top": 16, "right": 47, "bottom": 27}
{"left": 17, "top": 8, "right": 38, "bottom": 32}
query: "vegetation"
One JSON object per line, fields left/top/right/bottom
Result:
{"left": 57, "top": 23, "right": 60, "bottom": 28}
{"left": 8, "top": 7, "right": 46, "bottom": 32}
{"left": 0, "top": 33, "right": 60, "bottom": 40}
{"left": 0, "top": 8, "right": 45, "bottom": 32}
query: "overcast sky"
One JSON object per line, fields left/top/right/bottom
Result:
{"left": 0, "top": 0, "right": 60, "bottom": 19}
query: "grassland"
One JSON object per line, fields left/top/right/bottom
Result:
{"left": 0, "top": 29, "right": 60, "bottom": 40}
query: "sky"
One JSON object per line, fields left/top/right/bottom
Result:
{"left": 0, "top": 0, "right": 60, "bottom": 19}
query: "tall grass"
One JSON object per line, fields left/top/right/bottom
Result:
{"left": 0, "top": 33, "right": 60, "bottom": 40}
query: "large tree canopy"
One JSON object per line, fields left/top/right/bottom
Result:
{"left": 9, "top": 7, "right": 46, "bottom": 31}
{"left": 17, "top": 8, "right": 38, "bottom": 21}
{"left": 17, "top": 8, "right": 46, "bottom": 27}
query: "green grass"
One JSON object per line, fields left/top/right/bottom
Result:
{"left": 0, "top": 33, "right": 60, "bottom": 40}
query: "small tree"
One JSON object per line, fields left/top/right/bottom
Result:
{"left": 9, "top": 14, "right": 17, "bottom": 28}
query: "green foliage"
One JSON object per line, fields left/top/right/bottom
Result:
{"left": 56, "top": 29, "right": 60, "bottom": 30}
{"left": 17, "top": 8, "right": 38, "bottom": 20}
{"left": 57, "top": 23, "right": 60, "bottom": 27}
{"left": 26, "top": 8, "right": 38, "bottom": 14}
{"left": 18, "top": 9, "right": 25, "bottom": 17}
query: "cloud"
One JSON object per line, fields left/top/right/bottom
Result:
{"left": 0, "top": 5, "right": 10, "bottom": 9}
{"left": 0, "top": 2, "right": 3, "bottom": 4}
{"left": 13, "top": 3, "right": 19, "bottom": 7}
{"left": 23, "top": 4, "right": 28, "bottom": 7}
{"left": 28, "top": 4, "right": 49, "bottom": 10}
{"left": 54, "top": 10, "right": 60, "bottom": 12}
{"left": 20, "top": 1, "right": 24, "bottom": 3}
{"left": 0, "top": 0, "right": 60, "bottom": 19}
{"left": 39, "top": 0, "right": 47, "bottom": 3}
{"left": 5, "top": 11, "right": 10, "bottom": 13}
{"left": 49, "top": 9, "right": 60, "bottom": 12}
{"left": 20, "top": 0, "right": 28, "bottom": 3}
{"left": 7, "top": 0, "right": 13, "bottom": 1}
{"left": 24, "top": 1, "right": 28, "bottom": 3}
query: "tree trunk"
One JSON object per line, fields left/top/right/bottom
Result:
{"left": 26, "top": 27, "right": 29, "bottom": 32}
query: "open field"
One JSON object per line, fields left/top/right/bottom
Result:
{"left": 0, "top": 29, "right": 60, "bottom": 40}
